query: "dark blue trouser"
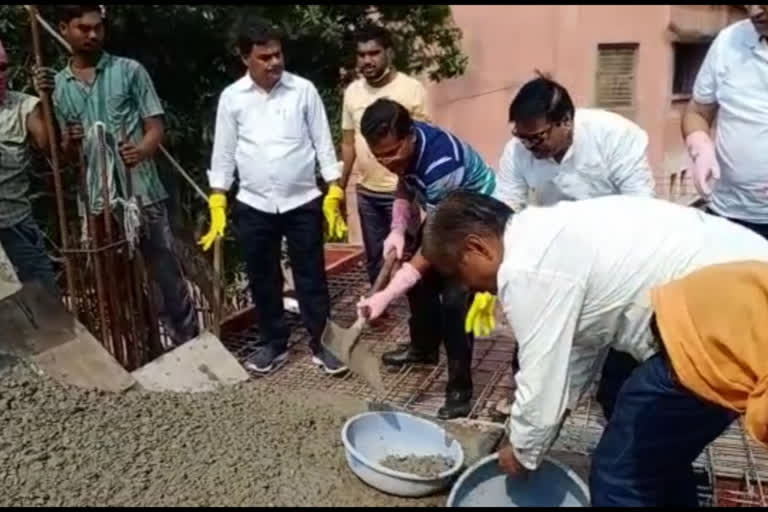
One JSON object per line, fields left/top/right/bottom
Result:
{"left": 590, "top": 353, "right": 737, "bottom": 507}
{"left": 0, "top": 215, "right": 59, "bottom": 298}
{"left": 356, "top": 186, "right": 396, "bottom": 285}
{"left": 233, "top": 197, "right": 330, "bottom": 353}
{"left": 706, "top": 207, "right": 768, "bottom": 240}
{"left": 596, "top": 348, "right": 640, "bottom": 421}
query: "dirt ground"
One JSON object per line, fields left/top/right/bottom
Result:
{"left": 0, "top": 358, "right": 447, "bottom": 507}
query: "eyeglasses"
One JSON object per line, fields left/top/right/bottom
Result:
{"left": 512, "top": 124, "right": 554, "bottom": 148}
{"left": 373, "top": 132, "right": 414, "bottom": 166}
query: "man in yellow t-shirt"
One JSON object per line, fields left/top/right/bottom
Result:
{"left": 339, "top": 24, "right": 429, "bottom": 286}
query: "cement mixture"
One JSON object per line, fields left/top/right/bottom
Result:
{"left": 0, "top": 359, "right": 445, "bottom": 507}
{"left": 379, "top": 454, "right": 455, "bottom": 477}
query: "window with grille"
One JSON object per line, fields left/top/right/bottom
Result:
{"left": 672, "top": 41, "right": 711, "bottom": 99}
{"left": 595, "top": 43, "right": 638, "bottom": 115}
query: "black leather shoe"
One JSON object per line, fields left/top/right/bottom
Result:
{"left": 381, "top": 346, "right": 439, "bottom": 367}
{"left": 437, "top": 391, "right": 472, "bottom": 420}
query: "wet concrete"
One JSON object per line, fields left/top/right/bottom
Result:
{"left": 379, "top": 454, "right": 455, "bottom": 477}
{"left": 0, "top": 359, "right": 445, "bottom": 507}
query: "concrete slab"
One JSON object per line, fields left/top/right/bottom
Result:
{"left": 131, "top": 331, "right": 249, "bottom": 392}
{"left": 0, "top": 282, "right": 135, "bottom": 393}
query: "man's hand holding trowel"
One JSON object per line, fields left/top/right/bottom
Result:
{"left": 356, "top": 228, "right": 415, "bottom": 320}
{"left": 320, "top": 250, "right": 399, "bottom": 394}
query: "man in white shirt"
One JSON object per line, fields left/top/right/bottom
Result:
{"left": 494, "top": 76, "right": 655, "bottom": 212}
{"left": 200, "top": 16, "right": 347, "bottom": 375}
{"left": 421, "top": 191, "right": 768, "bottom": 506}
{"left": 682, "top": 5, "right": 768, "bottom": 239}
{"left": 494, "top": 75, "right": 656, "bottom": 420}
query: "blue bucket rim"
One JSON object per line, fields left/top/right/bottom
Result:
{"left": 446, "top": 452, "right": 590, "bottom": 507}
{"left": 341, "top": 411, "right": 466, "bottom": 482}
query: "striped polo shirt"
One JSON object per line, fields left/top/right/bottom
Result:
{"left": 52, "top": 52, "right": 168, "bottom": 205}
{"left": 403, "top": 121, "right": 496, "bottom": 212}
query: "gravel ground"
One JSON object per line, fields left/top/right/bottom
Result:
{"left": 0, "top": 359, "right": 445, "bottom": 507}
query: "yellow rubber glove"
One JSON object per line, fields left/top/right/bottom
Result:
{"left": 322, "top": 184, "right": 348, "bottom": 242}
{"left": 465, "top": 292, "right": 496, "bottom": 337}
{"left": 198, "top": 192, "right": 227, "bottom": 252}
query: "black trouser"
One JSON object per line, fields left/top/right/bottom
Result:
{"left": 705, "top": 207, "right": 768, "bottom": 240}
{"left": 405, "top": 226, "right": 474, "bottom": 396}
{"left": 233, "top": 197, "right": 330, "bottom": 353}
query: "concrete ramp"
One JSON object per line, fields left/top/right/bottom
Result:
{"left": 0, "top": 241, "right": 22, "bottom": 302}
{"left": 131, "top": 331, "right": 250, "bottom": 392}
{"left": 0, "top": 281, "right": 136, "bottom": 392}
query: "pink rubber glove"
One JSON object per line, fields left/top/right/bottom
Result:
{"left": 686, "top": 131, "right": 720, "bottom": 197}
{"left": 383, "top": 198, "right": 412, "bottom": 259}
{"left": 357, "top": 263, "right": 422, "bottom": 320}
{"left": 382, "top": 231, "right": 405, "bottom": 260}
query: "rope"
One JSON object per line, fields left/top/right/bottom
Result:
{"left": 117, "top": 196, "right": 141, "bottom": 255}
{"left": 59, "top": 239, "right": 127, "bottom": 254}
{"left": 81, "top": 122, "right": 142, "bottom": 256}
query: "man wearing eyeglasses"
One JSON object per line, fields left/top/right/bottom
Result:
{"left": 493, "top": 75, "right": 656, "bottom": 423}
{"left": 354, "top": 97, "right": 496, "bottom": 419}
{"left": 494, "top": 76, "right": 655, "bottom": 211}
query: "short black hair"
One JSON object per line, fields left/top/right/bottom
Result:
{"left": 354, "top": 24, "right": 393, "bottom": 49}
{"left": 360, "top": 98, "right": 413, "bottom": 146}
{"left": 422, "top": 191, "right": 514, "bottom": 274}
{"left": 235, "top": 15, "right": 282, "bottom": 56}
{"left": 56, "top": 5, "right": 102, "bottom": 24}
{"left": 508, "top": 76, "right": 575, "bottom": 124}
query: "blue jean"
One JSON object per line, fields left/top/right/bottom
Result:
{"left": 589, "top": 353, "right": 737, "bottom": 506}
{"left": 140, "top": 202, "right": 199, "bottom": 345}
{"left": 0, "top": 215, "right": 59, "bottom": 297}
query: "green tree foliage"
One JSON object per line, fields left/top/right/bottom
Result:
{"left": 0, "top": 4, "right": 466, "bottom": 290}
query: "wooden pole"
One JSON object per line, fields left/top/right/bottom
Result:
{"left": 213, "top": 237, "right": 222, "bottom": 338}
{"left": 26, "top": 5, "right": 77, "bottom": 309}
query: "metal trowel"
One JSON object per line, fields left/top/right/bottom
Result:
{"left": 321, "top": 253, "right": 397, "bottom": 394}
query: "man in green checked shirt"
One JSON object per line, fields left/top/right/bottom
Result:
{"left": 34, "top": 4, "right": 199, "bottom": 346}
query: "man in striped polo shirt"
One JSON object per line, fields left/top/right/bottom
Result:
{"left": 355, "top": 98, "right": 496, "bottom": 419}
{"left": 34, "top": 5, "right": 199, "bottom": 346}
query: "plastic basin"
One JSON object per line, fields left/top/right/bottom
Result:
{"left": 341, "top": 411, "right": 465, "bottom": 497}
{"left": 447, "top": 453, "right": 590, "bottom": 507}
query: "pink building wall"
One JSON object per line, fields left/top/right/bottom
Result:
{"left": 343, "top": 5, "right": 743, "bottom": 244}
{"left": 426, "top": 4, "right": 744, "bottom": 198}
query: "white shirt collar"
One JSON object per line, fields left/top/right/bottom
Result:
{"left": 236, "top": 71, "right": 294, "bottom": 93}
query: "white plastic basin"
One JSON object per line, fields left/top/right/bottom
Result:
{"left": 341, "top": 411, "right": 465, "bottom": 497}
{"left": 447, "top": 453, "right": 590, "bottom": 507}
